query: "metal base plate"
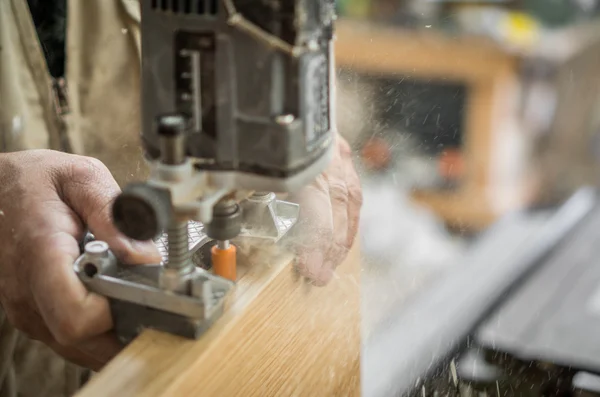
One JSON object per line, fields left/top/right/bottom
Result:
{"left": 74, "top": 243, "right": 232, "bottom": 343}
{"left": 111, "top": 299, "right": 224, "bottom": 344}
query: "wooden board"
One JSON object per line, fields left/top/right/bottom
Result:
{"left": 76, "top": 244, "right": 361, "bottom": 396}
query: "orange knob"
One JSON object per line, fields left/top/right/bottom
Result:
{"left": 438, "top": 148, "right": 465, "bottom": 180}
{"left": 211, "top": 243, "right": 237, "bottom": 281}
{"left": 361, "top": 137, "right": 392, "bottom": 171}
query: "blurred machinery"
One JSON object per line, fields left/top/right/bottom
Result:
{"left": 73, "top": 0, "right": 336, "bottom": 343}
{"left": 363, "top": 188, "right": 600, "bottom": 397}
{"left": 348, "top": 11, "right": 600, "bottom": 395}
{"left": 336, "top": 17, "right": 600, "bottom": 231}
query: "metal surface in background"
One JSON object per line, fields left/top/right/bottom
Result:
{"left": 476, "top": 198, "right": 600, "bottom": 374}
{"left": 362, "top": 188, "right": 596, "bottom": 397}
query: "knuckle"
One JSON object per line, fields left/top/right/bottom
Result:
{"left": 329, "top": 182, "right": 349, "bottom": 206}
{"left": 0, "top": 157, "right": 24, "bottom": 190}
{"left": 333, "top": 241, "right": 351, "bottom": 262}
{"left": 345, "top": 170, "right": 363, "bottom": 207}
{"left": 68, "top": 157, "right": 110, "bottom": 184}
{"left": 350, "top": 184, "right": 363, "bottom": 206}
{"left": 311, "top": 174, "right": 329, "bottom": 194}
{"left": 0, "top": 150, "right": 58, "bottom": 183}
{"left": 86, "top": 157, "right": 110, "bottom": 174}
{"left": 60, "top": 157, "right": 118, "bottom": 221}
{"left": 25, "top": 149, "right": 53, "bottom": 161}
{"left": 14, "top": 149, "right": 51, "bottom": 166}
{"left": 91, "top": 198, "right": 115, "bottom": 222}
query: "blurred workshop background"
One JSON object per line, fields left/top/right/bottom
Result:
{"left": 333, "top": 0, "right": 600, "bottom": 335}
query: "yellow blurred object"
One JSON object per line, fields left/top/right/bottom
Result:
{"left": 503, "top": 12, "right": 541, "bottom": 48}
{"left": 342, "top": 0, "right": 371, "bottom": 18}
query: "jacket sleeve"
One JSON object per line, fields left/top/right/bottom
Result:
{"left": 0, "top": 308, "right": 18, "bottom": 397}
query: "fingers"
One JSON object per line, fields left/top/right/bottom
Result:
{"left": 29, "top": 230, "right": 113, "bottom": 346}
{"left": 46, "top": 340, "right": 106, "bottom": 371}
{"left": 0, "top": 282, "right": 106, "bottom": 370}
{"left": 9, "top": 253, "right": 118, "bottom": 370}
{"left": 339, "top": 138, "right": 363, "bottom": 249}
{"left": 46, "top": 333, "right": 120, "bottom": 371}
{"left": 55, "top": 156, "right": 161, "bottom": 264}
{"left": 323, "top": 161, "right": 350, "bottom": 284}
{"left": 289, "top": 178, "right": 334, "bottom": 283}
{"left": 74, "top": 332, "right": 122, "bottom": 369}
{"left": 287, "top": 134, "right": 363, "bottom": 286}
{"left": 319, "top": 135, "right": 358, "bottom": 284}
{"left": 0, "top": 151, "right": 130, "bottom": 370}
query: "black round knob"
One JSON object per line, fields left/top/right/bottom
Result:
{"left": 206, "top": 203, "right": 242, "bottom": 241}
{"left": 112, "top": 184, "right": 170, "bottom": 241}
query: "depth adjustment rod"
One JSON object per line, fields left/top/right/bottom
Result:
{"left": 113, "top": 114, "right": 196, "bottom": 289}
{"left": 74, "top": 113, "right": 235, "bottom": 342}
{"left": 156, "top": 115, "right": 195, "bottom": 288}
{"left": 112, "top": 113, "right": 240, "bottom": 282}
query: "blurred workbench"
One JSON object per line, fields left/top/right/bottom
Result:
{"left": 76, "top": 244, "right": 361, "bottom": 396}
{"left": 335, "top": 18, "right": 600, "bottom": 230}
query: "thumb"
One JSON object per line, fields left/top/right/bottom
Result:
{"left": 55, "top": 157, "right": 162, "bottom": 264}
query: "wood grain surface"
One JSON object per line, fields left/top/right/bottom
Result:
{"left": 76, "top": 244, "right": 361, "bottom": 397}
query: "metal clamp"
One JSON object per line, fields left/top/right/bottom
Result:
{"left": 75, "top": 191, "right": 299, "bottom": 343}
{"left": 74, "top": 239, "right": 232, "bottom": 344}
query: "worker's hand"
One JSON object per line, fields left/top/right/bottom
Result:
{"left": 289, "top": 134, "right": 362, "bottom": 285}
{"left": 0, "top": 150, "right": 161, "bottom": 370}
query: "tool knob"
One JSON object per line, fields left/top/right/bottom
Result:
{"left": 112, "top": 183, "right": 170, "bottom": 241}
{"left": 205, "top": 203, "right": 242, "bottom": 241}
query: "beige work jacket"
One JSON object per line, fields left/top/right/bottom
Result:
{"left": 0, "top": 1, "right": 145, "bottom": 395}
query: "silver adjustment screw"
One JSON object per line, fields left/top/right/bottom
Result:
{"left": 165, "top": 221, "right": 192, "bottom": 274}
{"left": 82, "top": 241, "right": 110, "bottom": 279}
{"left": 84, "top": 241, "right": 109, "bottom": 259}
{"left": 275, "top": 114, "right": 295, "bottom": 125}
